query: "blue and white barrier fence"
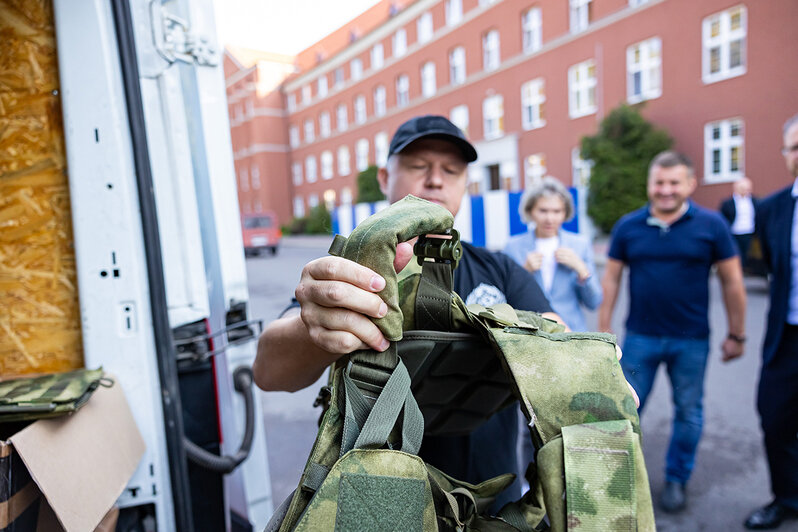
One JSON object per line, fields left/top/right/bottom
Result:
{"left": 331, "top": 188, "right": 579, "bottom": 251}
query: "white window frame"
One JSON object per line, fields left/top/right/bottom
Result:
{"left": 293, "top": 196, "right": 305, "bottom": 218}
{"left": 627, "top": 37, "right": 662, "bottom": 104}
{"left": 449, "top": 104, "right": 469, "bottom": 137}
{"left": 570, "top": 0, "right": 592, "bottom": 33}
{"left": 449, "top": 47, "right": 466, "bottom": 85}
{"left": 483, "top": 30, "right": 500, "bottom": 72}
{"left": 354, "top": 95, "right": 367, "bottom": 124}
{"left": 417, "top": 12, "right": 433, "bottom": 43}
{"left": 445, "top": 0, "right": 463, "bottom": 26}
{"left": 240, "top": 166, "right": 249, "bottom": 192}
{"left": 629, "top": 0, "right": 651, "bottom": 6}
{"left": 321, "top": 150, "right": 334, "bottom": 180}
{"left": 308, "top": 194, "right": 319, "bottom": 209}
{"left": 287, "top": 93, "right": 297, "bottom": 112}
{"left": 482, "top": 94, "right": 504, "bottom": 140}
{"left": 393, "top": 28, "right": 407, "bottom": 58}
{"left": 341, "top": 187, "right": 353, "bottom": 205}
{"left": 704, "top": 118, "right": 744, "bottom": 183}
{"left": 521, "top": 78, "right": 546, "bottom": 130}
{"left": 356, "top": 139, "right": 370, "bottom": 171}
{"left": 302, "top": 84, "right": 311, "bottom": 104}
{"left": 396, "top": 74, "right": 410, "bottom": 107}
{"left": 319, "top": 111, "right": 331, "bottom": 138}
{"left": 303, "top": 118, "right": 315, "bottom": 143}
{"left": 351, "top": 58, "right": 363, "bottom": 81}
{"left": 421, "top": 62, "right": 437, "bottom": 98}
{"left": 289, "top": 126, "right": 300, "bottom": 148}
{"left": 374, "top": 85, "right": 387, "bottom": 116}
{"left": 375, "top": 132, "right": 389, "bottom": 167}
{"left": 571, "top": 147, "right": 593, "bottom": 189}
{"left": 305, "top": 155, "right": 317, "bottom": 183}
{"left": 251, "top": 164, "right": 260, "bottom": 189}
{"left": 317, "top": 76, "right": 328, "bottom": 98}
{"left": 371, "top": 43, "right": 384, "bottom": 70}
{"left": 336, "top": 103, "right": 348, "bottom": 132}
{"left": 522, "top": 7, "right": 542, "bottom": 54}
{"left": 568, "top": 59, "right": 597, "bottom": 119}
{"left": 337, "top": 146, "right": 351, "bottom": 176}
{"left": 334, "top": 67, "right": 345, "bottom": 88}
{"left": 292, "top": 162, "right": 303, "bottom": 185}
{"left": 702, "top": 5, "right": 747, "bottom": 84}
{"left": 524, "top": 153, "right": 547, "bottom": 187}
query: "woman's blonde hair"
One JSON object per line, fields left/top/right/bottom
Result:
{"left": 518, "top": 176, "right": 575, "bottom": 224}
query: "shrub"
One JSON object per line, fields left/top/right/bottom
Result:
{"left": 356, "top": 165, "right": 385, "bottom": 203}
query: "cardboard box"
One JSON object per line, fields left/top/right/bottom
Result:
{"left": 0, "top": 380, "right": 144, "bottom": 531}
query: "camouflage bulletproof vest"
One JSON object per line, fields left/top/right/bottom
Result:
{"left": 267, "top": 196, "right": 655, "bottom": 532}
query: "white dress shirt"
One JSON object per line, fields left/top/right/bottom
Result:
{"left": 730, "top": 194, "right": 755, "bottom": 235}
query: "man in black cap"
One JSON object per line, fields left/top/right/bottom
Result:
{"left": 254, "top": 115, "right": 560, "bottom": 509}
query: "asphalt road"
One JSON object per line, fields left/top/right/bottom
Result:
{"left": 246, "top": 235, "right": 797, "bottom": 531}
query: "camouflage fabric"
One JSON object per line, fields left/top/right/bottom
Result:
{"left": 271, "top": 196, "right": 655, "bottom": 532}
{"left": 0, "top": 368, "right": 107, "bottom": 422}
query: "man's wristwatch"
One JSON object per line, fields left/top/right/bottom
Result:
{"left": 727, "top": 333, "right": 746, "bottom": 344}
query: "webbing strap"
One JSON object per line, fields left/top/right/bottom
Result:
{"left": 561, "top": 420, "right": 637, "bottom": 531}
{"left": 415, "top": 260, "right": 453, "bottom": 331}
{"left": 300, "top": 462, "right": 330, "bottom": 492}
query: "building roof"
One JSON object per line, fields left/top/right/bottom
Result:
{"left": 225, "top": 45, "right": 296, "bottom": 70}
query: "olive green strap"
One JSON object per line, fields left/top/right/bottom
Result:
{"left": 415, "top": 260, "right": 453, "bottom": 331}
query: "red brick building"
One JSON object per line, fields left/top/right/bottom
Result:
{"left": 225, "top": 0, "right": 798, "bottom": 227}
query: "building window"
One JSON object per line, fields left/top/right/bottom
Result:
{"left": 303, "top": 119, "right": 315, "bottom": 142}
{"left": 338, "top": 146, "right": 351, "bottom": 176}
{"left": 371, "top": 43, "right": 384, "bottom": 70}
{"left": 374, "top": 85, "right": 387, "bottom": 116}
{"left": 629, "top": 0, "right": 651, "bottom": 6}
{"left": 341, "top": 187, "right": 353, "bottom": 205}
{"left": 356, "top": 139, "right": 370, "bottom": 171}
{"left": 449, "top": 104, "right": 469, "bottom": 137}
{"left": 521, "top": 78, "right": 546, "bottom": 130}
{"left": 522, "top": 7, "right": 542, "bottom": 53}
{"left": 702, "top": 5, "right": 746, "bottom": 84}
{"left": 568, "top": 59, "right": 597, "bottom": 118}
{"left": 396, "top": 74, "right": 410, "bottom": 107}
{"left": 240, "top": 166, "right": 249, "bottom": 192}
{"left": 292, "top": 162, "right": 303, "bottom": 185}
{"left": 627, "top": 37, "right": 662, "bottom": 103}
{"left": 421, "top": 62, "right": 436, "bottom": 98}
{"left": 289, "top": 126, "right": 300, "bottom": 147}
{"left": 445, "top": 0, "right": 462, "bottom": 26}
{"left": 479, "top": 0, "right": 497, "bottom": 5}
{"left": 572, "top": 147, "right": 593, "bottom": 189}
{"left": 323, "top": 189, "right": 336, "bottom": 209}
{"left": 251, "top": 164, "right": 260, "bottom": 189}
{"left": 482, "top": 94, "right": 504, "bottom": 140}
{"left": 308, "top": 194, "right": 319, "bottom": 208}
{"left": 351, "top": 58, "right": 363, "bottom": 81}
{"left": 483, "top": 30, "right": 500, "bottom": 72}
{"left": 705, "top": 118, "right": 744, "bottom": 183}
{"left": 393, "top": 28, "right": 407, "bottom": 58}
{"left": 570, "top": 0, "right": 592, "bottom": 33}
{"left": 354, "top": 95, "right": 367, "bottom": 124}
{"left": 336, "top": 103, "right": 348, "bottom": 131}
{"left": 321, "top": 151, "right": 334, "bottom": 180}
{"left": 302, "top": 84, "right": 311, "bottom": 104}
{"left": 524, "top": 153, "right": 547, "bottom": 187}
{"left": 449, "top": 47, "right": 466, "bottom": 85}
{"left": 317, "top": 76, "right": 328, "bottom": 98}
{"left": 305, "top": 156, "right": 317, "bottom": 183}
{"left": 293, "top": 196, "right": 305, "bottom": 217}
{"left": 334, "top": 67, "right": 345, "bottom": 88}
{"left": 375, "top": 132, "right": 389, "bottom": 167}
{"left": 418, "top": 12, "right": 433, "bottom": 43}
{"left": 287, "top": 93, "right": 296, "bottom": 112}
{"left": 319, "top": 111, "right": 331, "bottom": 138}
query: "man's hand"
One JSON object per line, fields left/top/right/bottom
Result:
{"left": 294, "top": 242, "right": 414, "bottom": 354}
{"left": 524, "top": 251, "right": 543, "bottom": 273}
{"left": 555, "top": 248, "right": 590, "bottom": 281}
{"left": 721, "top": 337, "right": 744, "bottom": 362}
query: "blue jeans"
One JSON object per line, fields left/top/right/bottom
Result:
{"left": 622, "top": 332, "right": 710, "bottom": 485}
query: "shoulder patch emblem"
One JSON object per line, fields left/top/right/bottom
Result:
{"left": 464, "top": 283, "right": 507, "bottom": 307}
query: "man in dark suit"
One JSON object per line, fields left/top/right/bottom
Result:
{"left": 744, "top": 113, "right": 798, "bottom": 530}
{"left": 720, "top": 177, "right": 759, "bottom": 270}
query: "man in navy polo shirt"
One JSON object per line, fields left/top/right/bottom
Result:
{"left": 598, "top": 150, "right": 746, "bottom": 514}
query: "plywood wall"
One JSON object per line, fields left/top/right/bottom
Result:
{"left": 0, "top": 0, "right": 84, "bottom": 376}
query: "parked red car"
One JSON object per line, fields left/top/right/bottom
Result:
{"left": 242, "top": 212, "right": 281, "bottom": 256}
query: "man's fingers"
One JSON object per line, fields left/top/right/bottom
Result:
{"left": 296, "top": 279, "right": 387, "bottom": 318}
{"left": 302, "top": 305, "right": 389, "bottom": 352}
{"left": 304, "top": 256, "right": 385, "bottom": 292}
{"left": 394, "top": 241, "right": 414, "bottom": 272}
{"left": 628, "top": 382, "right": 640, "bottom": 407}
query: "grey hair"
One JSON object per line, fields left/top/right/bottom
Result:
{"left": 648, "top": 150, "right": 694, "bottom": 178}
{"left": 519, "top": 176, "right": 575, "bottom": 223}
{"left": 784, "top": 113, "right": 798, "bottom": 137}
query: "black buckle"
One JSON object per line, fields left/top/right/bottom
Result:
{"left": 414, "top": 229, "right": 462, "bottom": 267}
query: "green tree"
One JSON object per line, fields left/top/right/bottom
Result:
{"left": 305, "top": 204, "right": 332, "bottom": 234}
{"left": 581, "top": 104, "right": 673, "bottom": 234}
{"left": 356, "top": 165, "right": 385, "bottom": 203}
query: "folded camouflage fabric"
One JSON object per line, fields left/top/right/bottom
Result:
{"left": 0, "top": 368, "right": 108, "bottom": 422}
{"left": 268, "top": 196, "right": 655, "bottom": 532}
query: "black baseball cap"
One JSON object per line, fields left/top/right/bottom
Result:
{"left": 388, "top": 115, "right": 478, "bottom": 163}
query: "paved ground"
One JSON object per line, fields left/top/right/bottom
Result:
{"left": 247, "top": 235, "right": 798, "bottom": 531}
